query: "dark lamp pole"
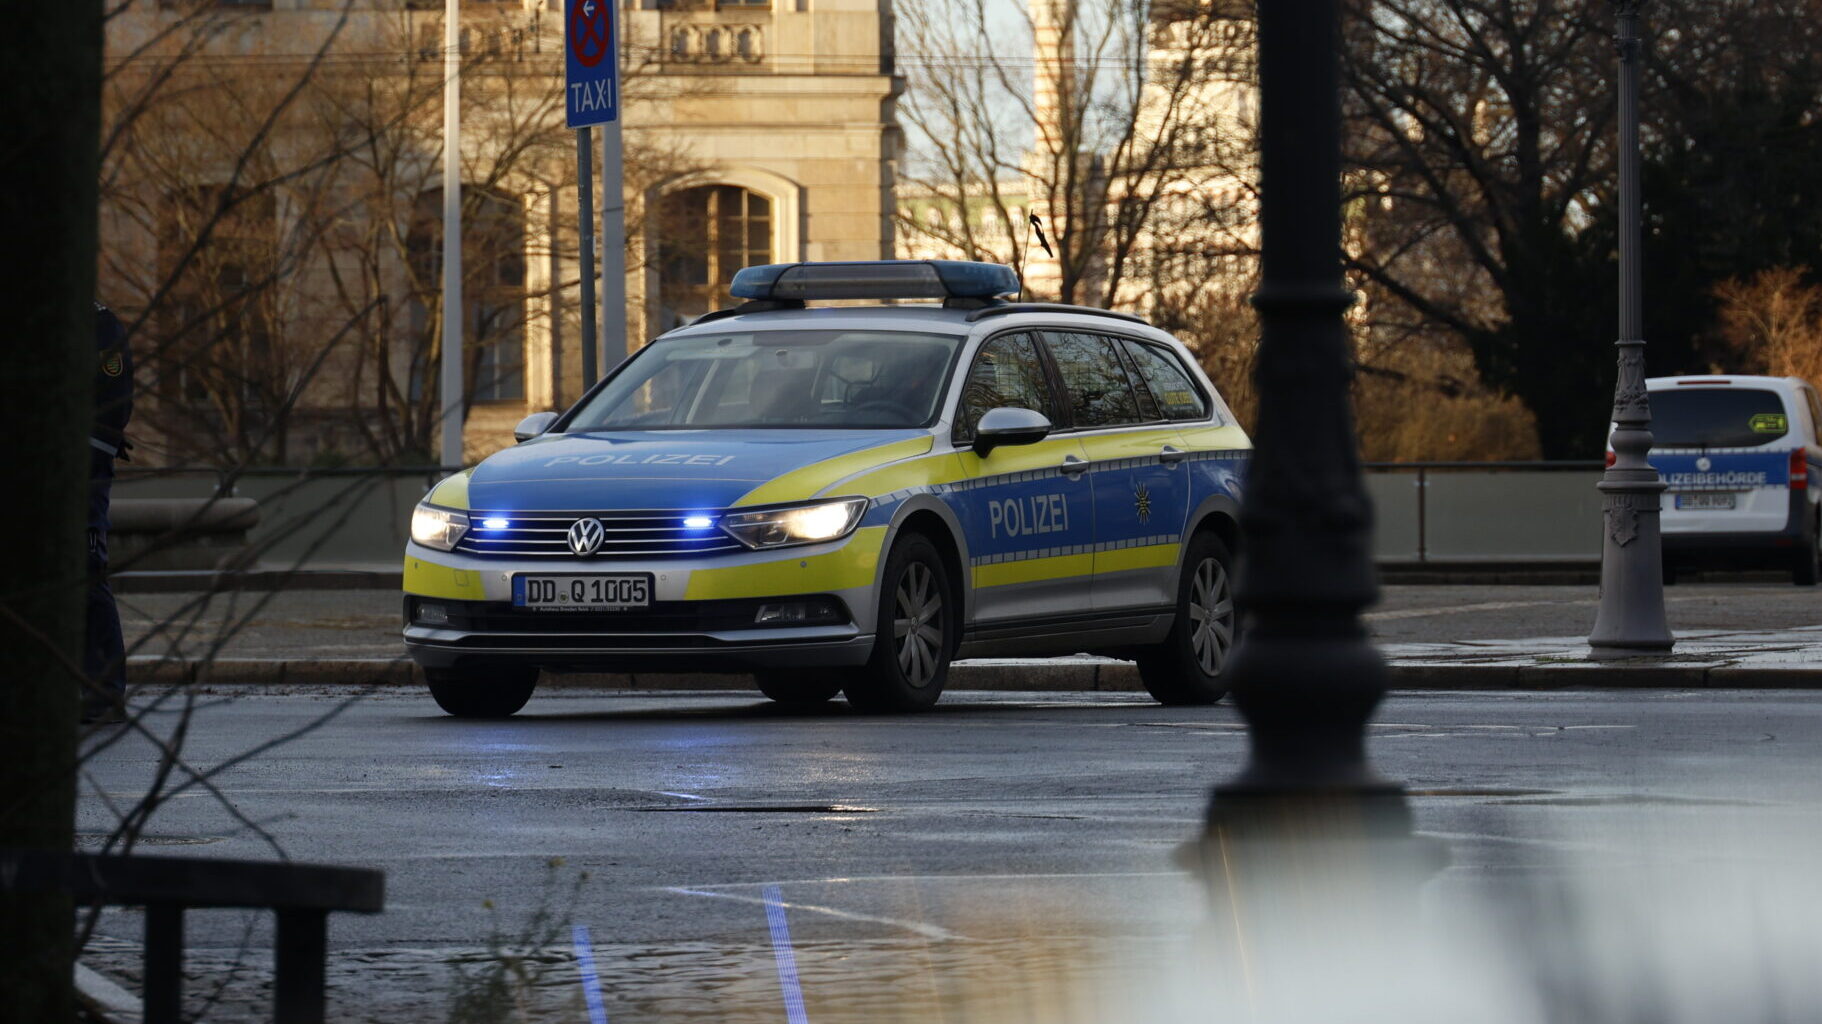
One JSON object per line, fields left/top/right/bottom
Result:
{"left": 1196, "top": 0, "right": 1412, "bottom": 850}
{"left": 1588, "top": 0, "right": 1674, "bottom": 659}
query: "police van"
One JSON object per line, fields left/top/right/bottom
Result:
{"left": 403, "top": 261, "right": 1250, "bottom": 716}
{"left": 1646, "top": 375, "right": 1822, "bottom": 584}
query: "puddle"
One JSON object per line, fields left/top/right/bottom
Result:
{"left": 635, "top": 804, "right": 879, "bottom": 814}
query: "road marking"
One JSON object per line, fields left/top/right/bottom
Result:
{"left": 571, "top": 924, "right": 610, "bottom": 1024}
{"left": 1365, "top": 599, "right": 1592, "bottom": 622}
{"left": 661, "top": 870, "right": 1180, "bottom": 890}
{"left": 762, "top": 886, "right": 812, "bottom": 1024}
{"left": 664, "top": 886, "right": 961, "bottom": 940}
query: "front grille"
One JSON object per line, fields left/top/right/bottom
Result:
{"left": 454, "top": 510, "right": 744, "bottom": 559}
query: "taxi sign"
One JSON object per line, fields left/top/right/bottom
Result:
{"left": 565, "top": 0, "right": 618, "bottom": 127}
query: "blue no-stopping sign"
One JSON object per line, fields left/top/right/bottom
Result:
{"left": 566, "top": 0, "right": 619, "bottom": 127}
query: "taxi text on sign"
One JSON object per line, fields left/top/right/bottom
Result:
{"left": 565, "top": 0, "right": 619, "bottom": 127}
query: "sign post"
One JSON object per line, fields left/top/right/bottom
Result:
{"left": 565, "top": 0, "right": 620, "bottom": 388}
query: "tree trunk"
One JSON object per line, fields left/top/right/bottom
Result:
{"left": 0, "top": 3, "right": 102, "bottom": 1018}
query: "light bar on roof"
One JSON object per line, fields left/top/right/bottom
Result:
{"left": 730, "top": 260, "right": 1020, "bottom": 302}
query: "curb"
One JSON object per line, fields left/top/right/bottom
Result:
{"left": 126, "top": 656, "right": 1822, "bottom": 691}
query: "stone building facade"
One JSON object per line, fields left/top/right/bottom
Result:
{"left": 101, "top": 0, "right": 902, "bottom": 466}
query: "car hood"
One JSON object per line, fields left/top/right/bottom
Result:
{"left": 463, "top": 429, "right": 932, "bottom": 511}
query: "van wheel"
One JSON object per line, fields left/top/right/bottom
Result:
{"left": 755, "top": 671, "right": 844, "bottom": 707}
{"left": 426, "top": 666, "right": 538, "bottom": 718}
{"left": 844, "top": 533, "right": 952, "bottom": 713}
{"left": 1137, "top": 532, "right": 1235, "bottom": 705}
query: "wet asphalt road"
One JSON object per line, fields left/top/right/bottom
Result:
{"left": 115, "top": 582, "right": 1822, "bottom": 661}
{"left": 78, "top": 688, "right": 1822, "bottom": 1008}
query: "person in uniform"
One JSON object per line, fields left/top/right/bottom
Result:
{"left": 84, "top": 301, "right": 133, "bottom": 724}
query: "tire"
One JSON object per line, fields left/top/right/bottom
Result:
{"left": 1137, "top": 532, "right": 1236, "bottom": 706}
{"left": 844, "top": 533, "right": 953, "bottom": 713}
{"left": 426, "top": 665, "right": 538, "bottom": 718}
{"left": 1795, "top": 512, "right": 1820, "bottom": 586}
{"left": 754, "top": 671, "right": 844, "bottom": 707}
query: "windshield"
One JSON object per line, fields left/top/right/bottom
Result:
{"left": 1650, "top": 387, "right": 1791, "bottom": 448}
{"left": 565, "top": 329, "right": 964, "bottom": 431}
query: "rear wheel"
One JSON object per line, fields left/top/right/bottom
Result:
{"left": 426, "top": 666, "right": 538, "bottom": 718}
{"left": 1795, "top": 510, "right": 1820, "bottom": 586}
{"left": 754, "top": 671, "right": 844, "bottom": 707}
{"left": 1137, "top": 532, "right": 1236, "bottom": 705}
{"left": 844, "top": 533, "right": 953, "bottom": 713}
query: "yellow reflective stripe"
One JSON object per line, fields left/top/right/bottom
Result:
{"left": 830, "top": 451, "right": 968, "bottom": 499}
{"left": 426, "top": 471, "right": 471, "bottom": 510}
{"left": 684, "top": 526, "right": 888, "bottom": 599}
{"left": 1173, "top": 424, "right": 1252, "bottom": 451}
{"left": 734, "top": 436, "right": 934, "bottom": 507}
{"left": 971, "top": 552, "right": 1094, "bottom": 588}
{"left": 403, "top": 556, "right": 485, "bottom": 599}
{"left": 955, "top": 437, "right": 1088, "bottom": 477}
{"left": 1074, "top": 426, "right": 1185, "bottom": 461}
{"left": 1093, "top": 542, "right": 1179, "bottom": 574}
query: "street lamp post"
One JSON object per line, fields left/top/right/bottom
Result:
{"left": 1588, "top": 0, "right": 1674, "bottom": 659}
{"left": 1197, "top": 0, "right": 1410, "bottom": 845}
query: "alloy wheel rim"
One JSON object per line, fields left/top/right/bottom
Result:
{"left": 1187, "top": 556, "right": 1234, "bottom": 677}
{"left": 893, "top": 561, "right": 944, "bottom": 688}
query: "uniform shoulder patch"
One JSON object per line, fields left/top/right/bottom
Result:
{"left": 100, "top": 349, "right": 125, "bottom": 377}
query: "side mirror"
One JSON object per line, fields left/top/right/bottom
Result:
{"left": 972, "top": 406, "right": 1052, "bottom": 457}
{"left": 513, "top": 411, "right": 559, "bottom": 443}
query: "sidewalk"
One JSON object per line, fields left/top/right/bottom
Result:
{"left": 117, "top": 581, "right": 1822, "bottom": 690}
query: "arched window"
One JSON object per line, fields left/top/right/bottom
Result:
{"left": 656, "top": 185, "right": 773, "bottom": 326}
{"left": 407, "top": 188, "right": 527, "bottom": 403}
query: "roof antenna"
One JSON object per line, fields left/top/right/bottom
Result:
{"left": 1019, "top": 213, "right": 1054, "bottom": 303}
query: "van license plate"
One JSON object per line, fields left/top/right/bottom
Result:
{"left": 1676, "top": 493, "right": 1736, "bottom": 510}
{"left": 513, "top": 574, "right": 652, "bottom": 610}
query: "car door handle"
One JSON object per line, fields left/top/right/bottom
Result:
{"left": 1060, "top": 454, "right": 1089, "bottom": 477}
{"left": 1159, "top": 445, "right": 1187, "bottom": 465}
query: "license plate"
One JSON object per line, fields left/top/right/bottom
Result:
{"left": 513, "top": 574, "right": 652, "bottom": 611}
{"left": 1676, "top": 493, "right": 1736, "bottom": 510}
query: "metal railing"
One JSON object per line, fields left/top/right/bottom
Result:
{"left": 113, "top": 460, "right": 1615, "bottom": 569}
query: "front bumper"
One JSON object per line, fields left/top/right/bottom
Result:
{"left": 400, "top": 529, "right": 887, "bottom": 673}
{"left": 402, "top": 594, "right": 874, "bottom": 672}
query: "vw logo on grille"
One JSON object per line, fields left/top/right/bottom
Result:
{"left": 567, "top": 517, "right": 606, "bottom": 556}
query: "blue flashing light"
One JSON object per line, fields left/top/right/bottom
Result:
{"left": 682, "top": 515, "right": 715, "bottom": 529}
{"left": 730, "top": 260, "right": 1019, "bottom": 303}
{"left": 481, "top": 517, "right": 510, "bottom": 530}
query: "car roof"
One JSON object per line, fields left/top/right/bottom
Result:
{"left": 657, "top": 303, "right": 1181, "bottom": 346}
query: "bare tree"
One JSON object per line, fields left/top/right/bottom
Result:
{"left": 895, "top": 0, "right": 1258, "bottom": 308}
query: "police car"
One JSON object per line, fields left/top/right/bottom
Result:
{"left": 1646, "top": 375, "right": 1822, "bottom": 584}
{"left": 403, "top": 261, "right": 1250, "bottom": 716}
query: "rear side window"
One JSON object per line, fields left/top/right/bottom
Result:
{"left": 1120, "top": 339, "right": 1209, "bottom": 420}
{"left": 955, "top": 333, "right": 1058, "bottom": 442}
{"left": 1651, "top": 387, "right": 1791, "bottom": 448}
{"left": 1042, "top": 331, "right": 1143, "bottom": 428}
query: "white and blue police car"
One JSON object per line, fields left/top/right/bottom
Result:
{"left": 403, "top": 261, "right": 1251, "bottom": 716}
{"left": 1645, "top": 375, "right": 1822, "bottom": 584}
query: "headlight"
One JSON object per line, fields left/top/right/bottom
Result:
{"left": 410, "top": 505, "right": 469, "bottom": 551}
{"left": 720, "top": 498, "right": 869, "bottom": 550}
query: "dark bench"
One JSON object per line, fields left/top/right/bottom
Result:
{"left": 0, "top": 851, "right": 383, "bottom": 1024}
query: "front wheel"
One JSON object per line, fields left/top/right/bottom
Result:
{"left": 1136, "top": 532, "right": 1236, "bottom": 705}
{"left": 426, "top": 665, "right": 538, "bottom": 718}
{"left": 844, "top": 533, "right": 953, "bottom": 713}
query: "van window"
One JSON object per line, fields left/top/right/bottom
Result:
{"left": 1650, "top": 388, "right": 1790, "bottom": 448}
